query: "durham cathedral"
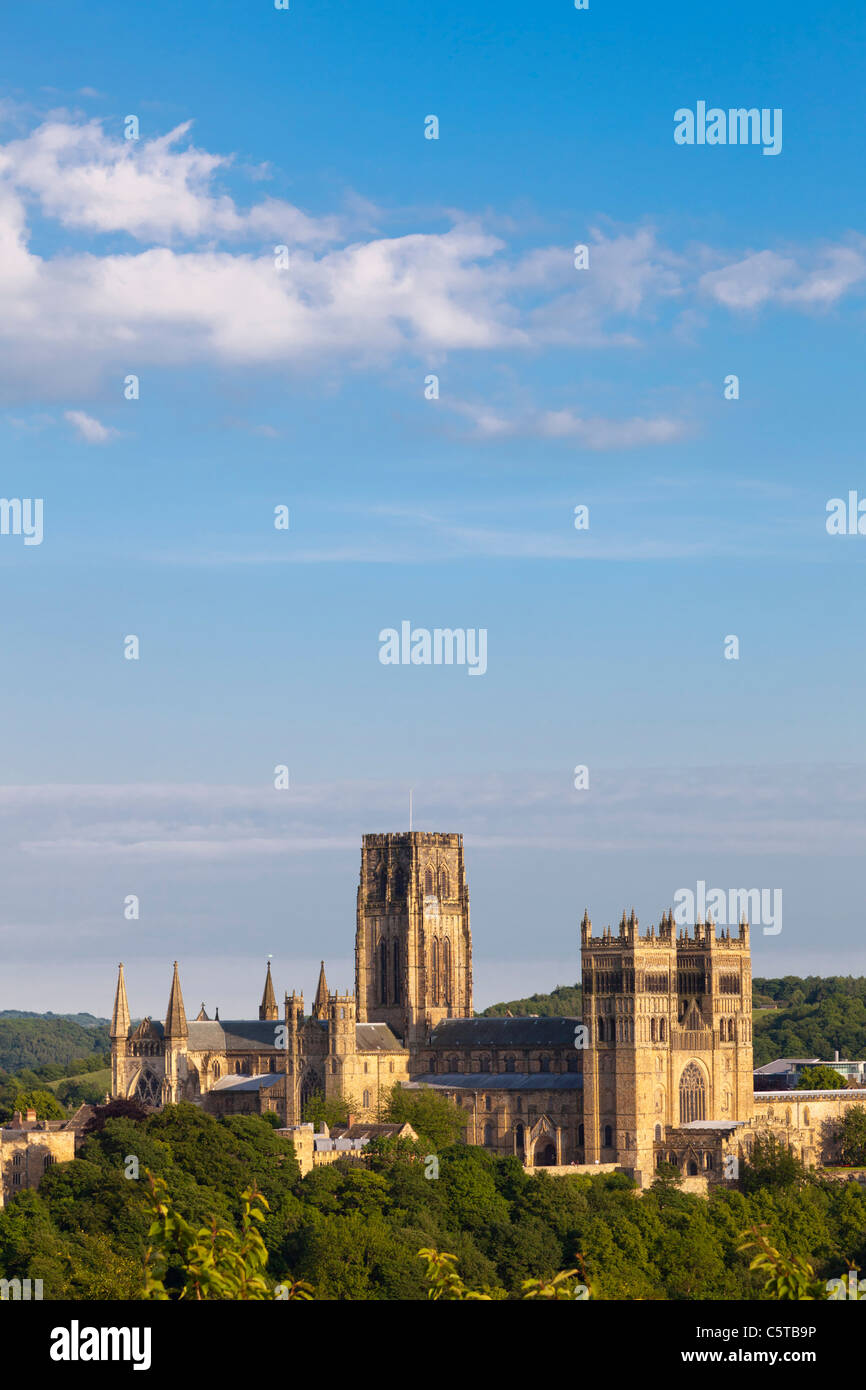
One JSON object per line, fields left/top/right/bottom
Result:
{"left": 110, "top": 831, "right": 866, "bottom": 1188}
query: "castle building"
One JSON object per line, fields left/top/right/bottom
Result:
{"left": 0, "top": 1109, "right": 77, "bottom": 1208}
{"left": 110, "top": 830, "right": 866, "bottom": 1186}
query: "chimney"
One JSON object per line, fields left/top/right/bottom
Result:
{"left": 25, "top": 1108, "right": 36, "bottom": 1123}
{"left": 13, "top": 1110, "right": 23, "bottom": 1127}
{"left": 345, "top": 1113, "right": 354, "bottom": 1130}
{"left": 835, "top": 1049, "right": 840, "bottom": 1063}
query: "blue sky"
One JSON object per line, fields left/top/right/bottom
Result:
{"left": 0, "top": 0, "right": 864, "bottom": 1015}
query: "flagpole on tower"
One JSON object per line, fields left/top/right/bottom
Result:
{"left": 409, "top": 788, "right": 413, "bottom": 831}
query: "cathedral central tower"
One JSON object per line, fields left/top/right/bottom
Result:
{"left": 355, "top": 831, "right": 472, "bottom": 1049}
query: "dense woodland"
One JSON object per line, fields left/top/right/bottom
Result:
{"left": 2, "top": 992, "right": 866, "bottom": 1300}
{"left": 1, "top": 1095, "right": 865, "bottom": 1300}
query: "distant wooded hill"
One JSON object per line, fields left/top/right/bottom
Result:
{"left": 481, "top": 976, "right": 866, "bottom": 1069}
{"left": 480, "top": 983, "right": 582, "bottom": 1018}
{"left": 0, "top": 1016, "right": 111, "bottom": 1073}
{"left": 0, "top": 1010, "right": 108, "bottom": 1027}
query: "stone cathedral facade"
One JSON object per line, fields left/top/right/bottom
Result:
{"left": 110, "top": 830, "right": 866, "bottom": 1187}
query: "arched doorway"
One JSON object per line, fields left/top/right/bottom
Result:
{"left": 534, "top": 1139, "right": 557, "bottom": 1166}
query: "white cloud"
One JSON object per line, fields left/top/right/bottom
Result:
{"left": 0, "top": 117, "right": 862, "bottom": 403}
{"left": 64, "top": 409, "right": 117, "bottom": 443}
{"left": 700, "top": 241, "right": 866, "bottom": 309}
{"left": 451, "top": 399, "right": 688, "bottom": 448}
{"left": 0, "top": 118, "right": 339, "bottom": 244}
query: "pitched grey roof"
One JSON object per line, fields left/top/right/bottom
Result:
{"left": 754, "top": 1058, "right": 820, "bottom": 1074}
{"left": 331, "top": 1123, "right": 414, "bottom": 1140}
{"left": 430, "top": 1017, "right": 580, "bottom": 1049}
{"left": 409, "top": 1072, "right": 583, "bottom": 1091}
{"left": 313, "top": 1134, "right": 370, "bottom": 1152}
{"left": 209, "top": 1071, "right": 286, "bottom": 1093}
{"left": 127, "top": 1017, "right": 405, "bottom": 1054}
{"left": 187, "top": 1020, "right": 285, "bottom": 1051}
{"left": 355, "top": 1023, "right": 406, "bottom": 1052}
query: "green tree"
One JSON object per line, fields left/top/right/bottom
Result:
{"left": 301, "top": 1089, "right": 359, "bottom": 1127}
{"left": 6, "top": 1088, "right": 66, "bottom": 1120}
{"left": 837, "top": 1107, "right": 866, "bottom": 1166}
{"left": 741, "top": 1135, "right": 806, "bottom": 1193}
{"left": 384, "top": 1085, "right": 466, "bottom": 1150}
{"left": 797, "top": 1065, "right": 846, "bottom": 1090}
{"left": 651, "top": 1160, "right": 683, "bottom": 1195}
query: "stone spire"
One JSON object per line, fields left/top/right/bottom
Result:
{"left": 259, "top": 961, "right": 278, "bottom": 1021}
{"left": 165, "top": 961, "right": 188, "bottom": 1039}
{"left": 312, "top": 961, "right": 329, "bottom": 1020}
{"left": 111, "top": 963, "right": 130, "bottom": 1039}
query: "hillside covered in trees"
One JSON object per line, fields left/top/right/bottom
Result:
{"left": 1, "top": 1096, "right": 865, "bottom": 1300}
{"left": 0, "top": 1016, "right": 110, "bottom": 1073}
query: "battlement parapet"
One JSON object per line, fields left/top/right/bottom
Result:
{"left": 362, "top": 831, "right": 463, "bottom": 848}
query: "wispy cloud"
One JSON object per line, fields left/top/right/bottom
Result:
{"left": 449, "top": 398, "right": 689, "bottom": 448}
{"left": 3, "top": 766, "right": 865, "bottom": 861}
{"left": 63, "top": 409, "right": 117, "bottom": 443}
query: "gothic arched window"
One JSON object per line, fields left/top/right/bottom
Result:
{"left": 651, "top": 1018, "right": 657, "bottom": 1042}
{"left": 363, "top": 1090, "right": 370, "bottom": 1107}
{"left": 424, "top": 867, "right": 434, "bottom": 895}
{"left": 439, "top": 867, "right": 450, "bottom": 899}
{"left": 379, "top": 938, "right": 388, "bottom": 1005}
{"left": 134, "top": 1070, "right": 161, "bottom": 1106}
{"left": 603, "top": 1125, "right": 613, "bottom": 1148}
{"left": 659, "top": 1018, "right": 666, "bottom": 1042}
{"left": 392, "top": 939, "right": 400, "bottom": 1005}
{"left": 431, "top": 938, "right": 440, "bottom": 1005}
{"left": 504, "top": 1056, "right": 515, "bottom": 1073}
{"left": 442, "top": 937, "right": 451, "bottom": 1006}
{"left": 679, "top": 1063, "right": 707, "bottom": 1124}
